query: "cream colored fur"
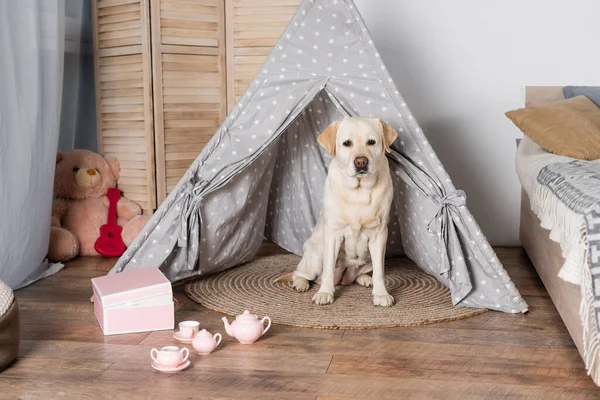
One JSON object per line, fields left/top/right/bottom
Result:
{"left": 292, "top": 117, "right": 398, "bottom": 307}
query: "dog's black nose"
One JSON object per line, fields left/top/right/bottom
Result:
{"left": 354, "top": 156, "right": 369, "bottom": 170}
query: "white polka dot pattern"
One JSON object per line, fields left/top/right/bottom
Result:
{"left": 110, "top": 0, "right": 528, "bottom": 314}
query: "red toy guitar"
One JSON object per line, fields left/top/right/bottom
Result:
{"left": 94, "top": 187, "right": 126, "bottom": 257}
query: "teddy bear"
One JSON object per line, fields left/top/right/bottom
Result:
{"left": 47, "top": 149, "right": 149, "bottom": 263}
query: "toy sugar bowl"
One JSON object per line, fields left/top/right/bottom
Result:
{"left": 192, "top": 329, "right": 222, "bottom": 355}
{"left": 222, "top": 310, "right": 271, "bottom": 344}
{"left": 150, "top": 346, "right": 190, "bottom": 373}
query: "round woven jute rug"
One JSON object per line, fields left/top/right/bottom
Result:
{"left": 185, "top": 254, "right": 487, "bottom": 329}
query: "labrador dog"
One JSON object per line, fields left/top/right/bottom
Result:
{"left": 292, "top": 116, "right": 398, "bottom": 307}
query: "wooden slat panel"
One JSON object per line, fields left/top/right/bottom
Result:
{"left": 233, "top": 21, "right": 288, "bottom": 31}
{"left": 101, "top": 120, "right": 145, "bottom": 130}
{"left": 92, "top": 0, "right": 155, "bottom": 214}
{"left": 98, "top": 19, "right": 141, "bottom": 33}
{"left": 101, "top": 96, "right": 144, "bottom": 105}
{"left": 234, "top": 5, "right": 298, "bottom": 15}
{"left": 101, "top": 112, "right": 145, "bottom": 121}
{"left": 102, "top": 104, "right": 145, "bottom": 114}
{"left": 160, "top": 19, "right": 217, "bottom": 30}
{"left": 235, "top": 55, "right": 269, "bottom": 64}
{"left": 160, "top": 44, "right": 219, "bottom": 56}
{"left": 163, "top": 63, "right": 218, "bottom": 72}
{"left": 100, "top": 71, "right": 145, "bottom": 82}
{"left": 116, "top": 183, "right": 149, "bottom": 194}
{"left": 166, "top": 159, "right": 196, "bottom": 169}
{"left": 101, "top": 89, "right": 145, "bottom": 99}
{"left": 97, "top": 3, "right": 139, "bottom": 16}
{"left": 119, "top": 168, "right": 148, "bottom": 178}
{"left": 162, "top": 36, "right": 218, "bottom": 47}
{"left": 151, "top": 0, "right": 226, "bottom": 205}
{"left": 163, "top": 95, "right": 221, "bottom": 104}
{"left": 100, "top": 79, "right": 144, "bottom": 90}
{"left": 165, "top": 143, "right": 210, "bottom": 153}
{"left": 103, "top": 136, "right": 146, "bottom": 146}
{"left": 234, "top": 46, "right": 272, "bottom": 56}
{"left": 160, "top": 1, "right": 217, "bottom": 14}
{"left": 234, "top": 37, "right": 278, "bottom": 47}
{"left": 99, "top": 36, "right": 142, "bottom": 48}
{"left": 162, "top": 87, "right": 220, "bottom": 96}
{"left": 163, "top": 77, "right": 220, "bottom": 88}
{"left": 234, "top": 29, "right": 285, "bottom": 40}
{"left": 103, "top": 129, "right": 146, "bottom": 138}
{"left": 166, "top": 167, "right": 190, "bottom": 178}
{"left": 226, "top": 0, "right": 296, "bottom": 112}
{"left": 164, "top": 135, "right": 214, "bottom": 145}
{"left": 100, "top": 63, "right": 143, "bottom": 74}
{"left": 97, "top": 0, "right": 139, "bottom": 9}
{"left": 99, "top": 53, "right": 142, "bottom": 65}
{"left": 163, "top": 120, "right": 219, "bottom": 128}
{"left": 103, "top": 144, "right": 146, "bottom": 154}
{"left": 235, "top": 63, "right": 261, "bottom": 73}
{"left": 233, "top": 13, "right": 298, "bottom": 24}
{"left": 165, "top": 151, "right": 201, "bottom": 161}
{"left": 98, "top": 11, "right": 141, "bottom": 24}
{"left": 163, "top": 111, "right": 220, "bottom": 120}
{"left": 163, "top": 103, "right": 221, "bottom": 112}
{"left": 233, "top": 0, "right": 301, "bottom": 6}
{"left": 164, "top": 127, "right": 218, "bottom": 137}
{"left": 122, "top": 191, "right": 149, "bottom": 201}
{"left": 161, "top": 28, "right": 219, "bottom": 39}
{"left": 98, "top": 45, "right": 142, "bottom": 57}
{"left": 117, "top": 160, "right": 147, "bottom": 170}
{"left": 98, "top": 27, "right": 141, "bottom": 41}
{"left": 160, "top": 10, "right": 218, "bottom": 23}
{"left": 103, "top": 152, "right": 147, "bottom": 162}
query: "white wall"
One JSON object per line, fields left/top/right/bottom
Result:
{"left": 354, "top": 0, "right": 600, "bottom": 245}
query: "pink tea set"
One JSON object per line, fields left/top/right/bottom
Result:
{"left": 91, "top": 266, "right": 271, "bottom": 373}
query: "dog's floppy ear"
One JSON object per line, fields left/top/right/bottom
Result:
{"left": 317, "top": 120, "right": 340, "bottom": 156}
{"left": 379, "top": 120, "right": 398, "bottom": 152}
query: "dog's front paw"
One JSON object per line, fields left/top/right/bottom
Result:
{"left": 293, "top": 278, "right": 310, "bottom": 292}
{"left": 373, "top": 294, "right": 394, "bottom": 307}
{"left": 312, "top": 291, "right": 334, "bottom": 305}
{"left": 355, "top": 274, "right": 372, "bottom": 287}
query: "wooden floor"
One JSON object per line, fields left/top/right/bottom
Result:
{"left": 2, "top": 244, "right": 600, "bottom": 399}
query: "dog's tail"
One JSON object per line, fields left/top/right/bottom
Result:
{"left": 273, "top": 272, "right": 294, "bottom": 283}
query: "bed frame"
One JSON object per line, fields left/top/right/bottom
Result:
{"left": 519, "top": 86, "right": 589, "bottom": 375}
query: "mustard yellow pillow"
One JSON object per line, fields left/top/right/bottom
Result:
{"left": 506, "top": 95, "right": 600, "bottom": 160}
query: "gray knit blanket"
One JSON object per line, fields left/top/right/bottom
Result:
{"left": 537, "top": 160, "right": 600, "bottom": 377}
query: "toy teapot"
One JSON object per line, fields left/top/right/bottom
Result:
{"left": 192, "top": 329, "right": 222, "bottom": 355}
{"left": 222, "top": 310, "right": 271, "bottom": 344}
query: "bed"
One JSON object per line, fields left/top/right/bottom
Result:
{"left": 517, "top": 86, "right": 600, "bottom": 385}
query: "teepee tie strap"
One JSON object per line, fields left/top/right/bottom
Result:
{"left": 178, "top": 180, "right": 207, "bottom": 249}
{"left": 427, "top": 190, "right": 467, "bottom": 235}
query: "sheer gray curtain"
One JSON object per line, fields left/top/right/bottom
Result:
{"left": 0, "top": 0, "right": 69, "bottom": 289}
{"left": 59, "top": 0, "right": 97, "bottom": 152}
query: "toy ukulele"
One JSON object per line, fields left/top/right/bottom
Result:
{"left": 94, "top": 187, "right": 126, "bottom": 257}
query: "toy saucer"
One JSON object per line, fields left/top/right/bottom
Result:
{"left": 151, "top": 359, "right": 191, "bottom": 373}
{"left": 173, "top": 331, "right": 195, "bottom": 343}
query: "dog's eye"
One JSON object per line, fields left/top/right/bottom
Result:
{"left": 367, "top": 139, "right": 376, "bottom": 146}
{"left": 73, "top": 167, "right": 79, "bottom": 173}
{"left": 342, "top": 140, "right": 352, "bottom": 147}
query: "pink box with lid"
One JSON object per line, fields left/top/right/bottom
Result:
{"left": 91, "top": 267, "right": 174, "bottom": 335}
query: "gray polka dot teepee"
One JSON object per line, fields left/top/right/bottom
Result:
{"left": 109, "top": 0, "right": 527, "bottom": 314}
